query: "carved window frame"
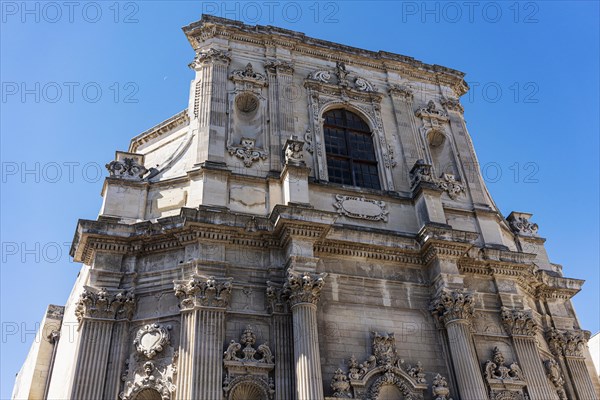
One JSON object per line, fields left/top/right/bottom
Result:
{"left": 305, "top": 72, "right": 396, "bottom": 191}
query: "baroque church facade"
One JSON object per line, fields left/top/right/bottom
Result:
{"left": 13, "top": 15, "right": 600, "bottom": 400}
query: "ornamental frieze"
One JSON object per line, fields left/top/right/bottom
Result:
{"left": 74, "top": 287, "right": 136, "bottom": 323}
{"left": 173, "top": 275, "right": 233, "bottom": 310}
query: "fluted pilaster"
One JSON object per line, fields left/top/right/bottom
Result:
{"left": 103, "top": 321, "right": 129, "bottom": 399}
{"left": 388, "top": 85, "right": 424, "bottom": 169}
{"left": 431, "top": 289, "right": 488, "bottom": 400}
{"left": 285, "top": 271, "right": 326, "bottom": 400}
{"left": 70, "top": 287, "right": 136, "bottom": 399}
{"left": 267, "top": 282, "right": 295, "bottom": 400}
{"left": 501, "top": 307, "right": 559, "bottom": 400}
{"left": 174, "top": 275, "right": 232, "bottom": 400}
{"left": 189, "top": 48, "right": 230, "bottom": 164}
{"left": 266, "top": 60, "right": 295, "bottom": 171}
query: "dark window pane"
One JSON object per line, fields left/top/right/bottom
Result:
{"left": 323, "top": 109, "right": 381, "bottom": 189}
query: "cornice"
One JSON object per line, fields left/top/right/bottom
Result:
{"left": 182, "top": 15, "right": 468, "bottom": 96}
{"left": 129, "top": 110, "right": 190, "bottom": 153}
{"left": 315, "top": 240, "right": 422, "bottom": 265}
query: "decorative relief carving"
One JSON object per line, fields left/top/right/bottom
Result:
{"left": 227, "top": 137, "right": 268, "bottom": 167}
{"left": 333, "top": 195, "right": 389, "bottom": 222}
{"left": 264, "top": 59, "right": 294, "bottom": 74}
{"left": 189, "top": 48, "right": 230, "bottom": 69}
{"left": 120, "top": 358, "right": 177, "bottom": 400}
{"left": 389, "top": 84, "right": 414, "bottom": 100}
{"left": 500, "top": 307, "right": 537, "bottom": 336}
{"left": 106, "top": 153, "right": 148, "bottom": 181}
{"left": 134, "top": 323, "right": 171, "bottom": 359}
{"left": 440, "top": 97, "right": 464, "bottom": 114}
{"left": 307, "top": 61, "right": 377, "bottom": 93}
{"left": 230, "top": 63, "right": 267, "bottom": 87}
{"left": 283, "top": 135, "right": 306, "bottom": 166}
{"left": 173, "top": 275, "right": 233, "bottom": 310}
{"left": 432, "top": 374, "right": 452, "bottom": 400}
{"left": 75, "top": 287, "right": 136, "bottom": 323}
{"left": 283, "top": 270, "right": 327, "bottom": 306}
{"left": 304, "top": 128, "right": 314, "bottom": 154}
{"left": 546, "top": 328, "right": 589, "bottom": 358}
{"left": 332, "top": 331, "right": 430, "bottom": 399}
{"left": 416, "top": 101, "right": 448, "bottom": 121}
{"left": 430, "top": 288, "right": 475, "bottom": 325}
{"left": 483, "top": 347, "right": 526, "bottom": 399}
{"left": 544, "top": 359, "right": 567, "bottom": 400}
{"left": 223, "top": 325, "right": 274, "bottom": 400}
{"left": 507, "top": 212, "right": 539, "bottom": 237}
{"left": 266, "top": 282, "right": 289, "bottom": 314}
{"left": 409, "top": 160, "right": 465, "bottom": 199}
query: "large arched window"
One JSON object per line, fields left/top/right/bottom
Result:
{"left": 323, "top": 109, "right": 381, "bottom": 189}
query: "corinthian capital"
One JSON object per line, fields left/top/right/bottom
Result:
{"left": 265, "top": 60, "right": 294, "bottom": 74}
{"left": 430, "top": 288, "right": 475, "bottom": 325}
{"left": 174, "top": 275, "right": 233, "bottom": 310}
{"left": 501, "top": 307, "right": 538, "bottom": 336}
{"left": 546, "top": 328, "right": 589, "bottom": 358}
{"left": 189, "top": 48, "right": 230, "bottom": 69}
{"left": 75, "top": 287, "right": 136, "bottom": 324}
{"left": 283, "top": 270, "right": 327, "bottom": 307}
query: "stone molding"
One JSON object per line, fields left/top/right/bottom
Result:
{"left": 283, "top": 270, "right": 327, "bottom": 307}
{"left": 74, "top": 286, "right": 136, "bottom": 323}
{"left": 500, "top": 307, "right": 538, "bottom": 337}
{"left": 430, "top": 288, "right": 475, "bottom": 325}
{"left": 173, "top": 275, "right": 233, "bottom": 310}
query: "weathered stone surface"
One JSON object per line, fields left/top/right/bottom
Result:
{"left": 14, "top": 14, "right": 598, "bottom": 400}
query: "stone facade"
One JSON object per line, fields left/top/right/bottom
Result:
{"left": 13, "top": 15, "right": 600, "bottom": 400}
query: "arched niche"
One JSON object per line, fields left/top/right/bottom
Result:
{"left": 133, "top": 388, "right": 163, "bottom": 400}
{"left": 426, "top": 128, "right": 459, "bottom": 179}
{"left": 227, "top": 378, "right": 271, "bottom": 400}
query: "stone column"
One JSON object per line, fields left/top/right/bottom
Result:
{"left": 284, "top": 270, "right": 327, "bottom": 400}
{"left": 430, "top": 288, "right": 489, "bottom": 400}
{"left": 189, "top": 48, "right": 231, "bottom": 165}
{"left": 267, "top": 282, "right": 296, "bottom": 400}
{"left": 548, "top": 329, "right": 597, "bottom": 400}
{"left": 500, "top": 307, "right": 559, "bottom": 400}
{"left": 70, "top": 287, "right": 136, "bottom": 399}
{"left": 174, "top": 275, "right": 233, "bottom": 400}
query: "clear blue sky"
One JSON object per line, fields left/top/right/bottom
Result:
{"left": 1, "top": 1, "right": 598, "bottom": 397}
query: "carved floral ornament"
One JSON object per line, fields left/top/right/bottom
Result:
{"left": 134, "top": 323, "right": 172, "bottom": 359}
{"left": 120, "top": 355, "right": 178, "bottom": 400}
{"left": 228, "top": 137, "right": 268, "bottom": 167}
{"left": 188, "top": 48, "right": 230, "bottom": 69}
{"left": 283, "top": 135, "right": 306, "bottom": 166}
{"left": 544, "top": 359, "right": 567, "bottom": 400}
{"left": 75, "top": 287, "right": 136, "bottom": 324}
{"left": 173, "top": 275, "right": 233, "bottom": 310}
{"left": 506, "top": 212, "right": 539, "bottom": 237}
{"left": 223, "top": 325, "right": 275, "bottom": 400}
{"left": 230, "top": 62, "right": 267, "bottom": 87}
{"left": 283, "top": 270, "right": 327, "bottom": 306}
{"left": 307, "top": 61, "right": 377, "bottom": 93}
{"left": 106, "top": 157, "right": 148, "bottom": 181}
{"left": 331, "top": 332, "right": 449, "bottom": 400}
{"left": 429, "top": 288, "right": 475, "bottom": 325}
{"left": 333, "top": 195, "right": 389, "bottom": 222}
{"left": 546, "top": 328, "right": 589, "bottom": 358}
{"left": 483, "top": 347, "right": 527, "bottom": 400}
{"left": 409, "top": 160, "right": 465, "bottom": 200}
{"left": 500, "top": 307, "right": 537, "bottom": 336}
